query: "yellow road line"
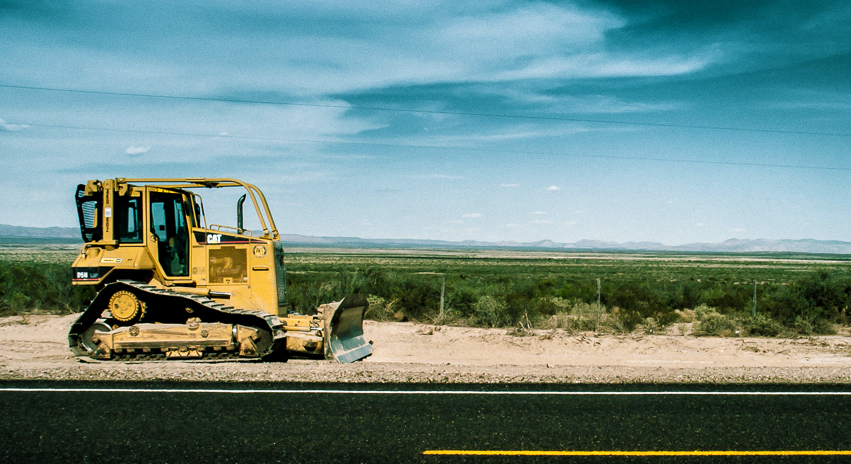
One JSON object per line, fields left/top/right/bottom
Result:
{"left": 424, "top": 450, "right": 851, "bottom": 456}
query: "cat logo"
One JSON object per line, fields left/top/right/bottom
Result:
{"left": 207, "top": 233, "right": 222, "bottom": 244}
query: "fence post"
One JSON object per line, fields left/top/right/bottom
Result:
{"left": 439, "top": 274, "right": 445, "bottom": 323}
{"left": 752, "top": 281, "right": 757, "bottom": 317}
{"left": 596, "top": 278, "right": 601, "bottom": 331}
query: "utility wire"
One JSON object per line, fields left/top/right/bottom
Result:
{"left": 2, "top": 83, "right": 850, "bottom": 138}
{"left": 12, "top": 121, "right": 851, "bottom": 172}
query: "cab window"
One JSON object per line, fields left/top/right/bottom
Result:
{"left": 150, "top": 192, "right": 189, "bottom": 276}
{"left": 116, "top": 197, "right": 143, "bottom": 243}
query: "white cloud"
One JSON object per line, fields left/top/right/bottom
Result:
{"left": 531, "top": 211, "right": 547, "bottom": 216}
{"left": 696, "top": 222, "right": 706, "bottom": 227}
{"left": 500, "top": 183, "right": 520, "bottom": 188}
{"left": 547, "top": 186, "right": 560, "bottom": 191}
{"left": 410, "top": 174, "right": 464, "bottom": 180}
{"left": 494, "top": 53, "right": 713, "bottom": 81}
{"left": 0, "top": 118, "right": 29, "bottom": 131}
{"left": 463, "top": 213, "right": 482, "bottom": 218}
{"left": 213, "top": 3, "right": 712, "bottom": 95}
{"left": 125, "top": 146, "right": 151, "bottom": 156}
{"left": 532, "top": 219, "right": 552, "bottom": 224}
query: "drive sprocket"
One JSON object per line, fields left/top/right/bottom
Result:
{"left": 108, "top": 290, "right": 145, "bottom": 324}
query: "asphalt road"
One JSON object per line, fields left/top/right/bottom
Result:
{"left": 1, "top": 381, "right": 850, "bottom": 463}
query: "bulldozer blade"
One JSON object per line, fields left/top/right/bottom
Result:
{"left": 322, "top": 294, "right": 373, "bottom": 363}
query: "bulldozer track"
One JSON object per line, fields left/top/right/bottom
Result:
{"left": 69, "top": 280, "right": 287, "bottom": 361}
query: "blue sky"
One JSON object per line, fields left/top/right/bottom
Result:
{"left": 1, "top": 0, "right": 850, "bottom": 245}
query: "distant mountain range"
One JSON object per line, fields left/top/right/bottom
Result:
{"left": 3, "top": 223, "right": 851, "bottom": 254}
{"left": 0, "top": 224, "right": 81, "bottom": 239}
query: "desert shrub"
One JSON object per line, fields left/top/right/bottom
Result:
{"left": 793, "top": 315, "right": 837, "bottom": 336}
{"left": 814, "top": 319, "right": 837, "bottom": 335}
{"left": 693, "top": 304, "right": 739, "bottom": 336}
{"left": 365, "top": 295, "right": 399, "bottom": 321}
{"left": 674, "top": 308, "right": 697, "bottom": 323}
{"left": 547, "top": 314, "right": 597, "bottom": 333}
{"left": 602, "top": 307, "right": 643, "bottom": 334}
{"left": 546, "top": 312, "right": 572, "bottom": 330}
{"left": 542, "top": 299, "right": 604, "bottom": 331}
{"left": 473, "top": 295, "right": 510, "bottom": 327}
{"left": 603, "top": 282, "right": 679, "bottom": 326}
{"left": 446, "top": 287, "right": 478, "bottom": 320}
{"left": 742, "top": 314, "right": 784, "bottom": 337}
{"left": 286, "top": 277, "right": 338, "bottom": 315}
{"left": 526, "top": 296, "right": 573, "bottom": 327}
{"left": 759, "top": 271, "right": 851, "bottom": 329}
{"left": 642, "top": 317, "right": 662, "bottom": 334}
{"left": 570, "top": 300, "right": 604, "bottom": 331}
{"left": 0, "top": 261, "right": 95, "bottom": 315}
{"left": 555, "top": 280, "right": 597, "bottom": 302}
{"left": 391, "top": 278, "right": 441, "bottom": 322}
{"left": 700, "top": 284, "right": 752, "bottom": 313}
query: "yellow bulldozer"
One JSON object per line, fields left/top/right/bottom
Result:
{"left": 68, "top": 178, "right": 372, "bottom": 362}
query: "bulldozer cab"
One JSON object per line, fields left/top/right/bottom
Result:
{"left": 77, "top": 182, "right": 195, "bottom": 281}
{"left": 149, "top": 190, "right": 190, "bottom": 277}
{"left": 73, "top": 178, "right": 282, "bottom": 290}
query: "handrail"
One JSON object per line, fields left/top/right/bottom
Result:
{"left": 115, "top": 178, "right": 280, "bottom": 240}
{"left": 209, "top": 224, "right": 253, "bottom": 236}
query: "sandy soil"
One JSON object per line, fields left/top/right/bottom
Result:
{"left": 1, "top": 314, "right": 850, "bottom": 384}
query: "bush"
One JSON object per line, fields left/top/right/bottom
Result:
{"left": 602, "top": 307, "right": 643, "bottom": 334}
{"left": 473, "top": 295, "right": 510, "bottom": 328}
{"left": 365, "top": 295, "right": 400, "bottom": 321}
{"left": 0, "top": 261, "right": 95, "bottom": 315}
{"left": 674, "top": 308, "right": 696, "bottom": 322}
{"left": 692, "top": 305, "right": 739, "bottom": 336}
{"left": 793, "top": 315, "right": 837, "bottom": 335}
{"left": 742, "top": 314, "right": 784, "bottom": 337}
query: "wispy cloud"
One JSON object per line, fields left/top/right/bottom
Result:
{"left": 33, "top": 2, "right": 711, "bottom": 97}
{"left": 463, "top": 213, "right": 482, "bottom": 218}
{"left": 0, "top": 118, "right": 29, "bottom": 131}
{"left": 408, "top": 174, "right": 464, "bottom": 180}
{"left": 547, "top": 186, "right": 560, "bottom": 191}
{"left": 493, "top": 53, "right": 713, "bottom": 82}
{"left": 500, "top": 183, "right": 520, "bottom": 188}
{"left": 126, "top": 146, "right": 151, "bottom": 156}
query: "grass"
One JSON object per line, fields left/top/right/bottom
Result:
{"left": 2, "top": 244, "right": 850, "bottom": 337}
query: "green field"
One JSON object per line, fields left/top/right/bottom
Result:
{"left": 284, "top": 248, "right": 851, "bottom": 335}
{"left": 2, "top": 243, "right": 850, "bottom": 337}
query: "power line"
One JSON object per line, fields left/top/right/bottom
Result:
{"left": 11, "top": 120, "right": 851, "bottom": 172}
{"left": 2, "top": 83, "right": 850, "bottom": 138}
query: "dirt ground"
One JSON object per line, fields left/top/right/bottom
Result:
{"left": 2, "top": 314, "right": 851, "bottom": 384}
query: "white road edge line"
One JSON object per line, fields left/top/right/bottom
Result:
{"left": 0, "top": 388, "right": 849, "bottom": 395}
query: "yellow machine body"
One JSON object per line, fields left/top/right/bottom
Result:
{"left": 69, "top": 178, "right": 372, "bottom": 362}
